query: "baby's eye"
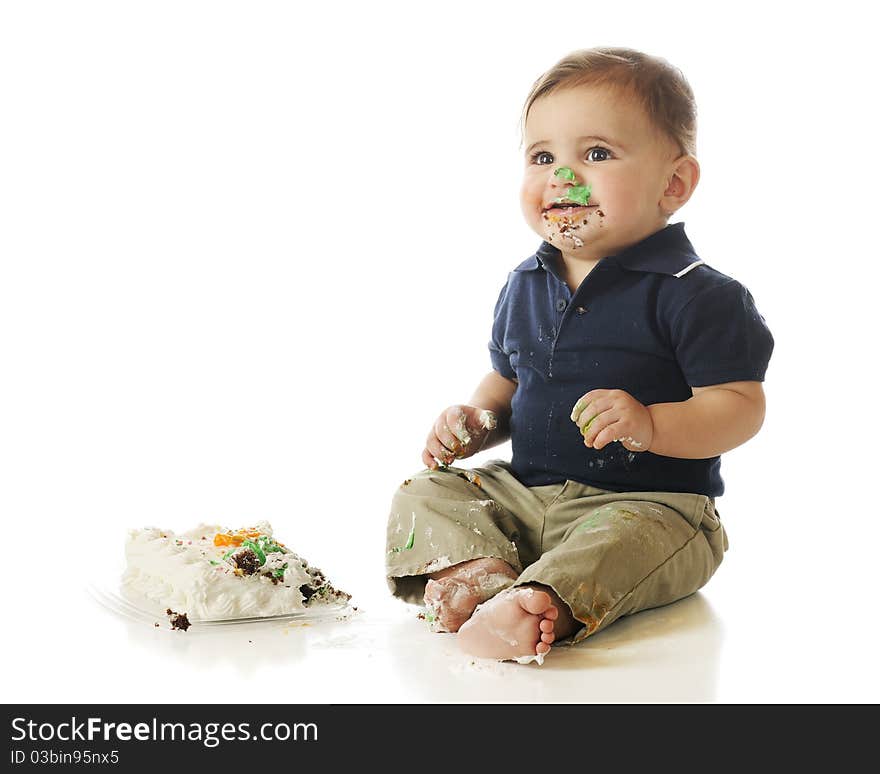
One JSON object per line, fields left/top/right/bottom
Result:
{"left": 531, "top": 151, "right": 554, "bottom": 165}
{"left": 586, "top": 147, "right": 611, "bottom": 162}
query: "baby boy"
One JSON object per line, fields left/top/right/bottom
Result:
{"left": 385, "top": 47, "right": 774, "bottom": 663}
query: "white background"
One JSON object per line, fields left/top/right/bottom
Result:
{"left": 2, "top": 0, "right": 878, "bottom": 703}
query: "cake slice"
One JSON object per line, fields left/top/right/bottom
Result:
{"left": 123, "top": 520, "right": 350, "bottom": 621}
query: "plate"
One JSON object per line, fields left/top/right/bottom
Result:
{"left": 87, "top": 578, "right": 351, "bottom": 628}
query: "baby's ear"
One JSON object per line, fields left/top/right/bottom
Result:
{"left": 661, "top": 154, "right": 700, "bottom": 214}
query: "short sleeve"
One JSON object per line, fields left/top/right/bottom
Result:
{"left": 488, "top": 277, "right": 516, "bottom": 380}
{"left": 671, "top": 280, "right": 774, "bottom": 387}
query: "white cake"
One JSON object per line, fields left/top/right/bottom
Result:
{"left": 122, "top": 520, "right": 350, "bottom": 621}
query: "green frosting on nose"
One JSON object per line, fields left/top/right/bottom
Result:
{"left": 553, "top": 167, "right": 592, "bottom": 206}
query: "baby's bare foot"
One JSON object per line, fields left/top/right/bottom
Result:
{"left": 424, "top": 577, "right": 482, "bottom": 632}
{"left": 423, "top": 557, "right": 517, "bottom": 633}
{"left": 457, "top": 587, "right": 558, "bottom": 662}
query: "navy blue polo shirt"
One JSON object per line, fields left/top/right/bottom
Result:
{"left": 489, "top": 222, "right": 774, "bottom": 497}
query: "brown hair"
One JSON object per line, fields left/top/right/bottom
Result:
{"left": 520, "top": 47, "right": 697, "bottom": 158}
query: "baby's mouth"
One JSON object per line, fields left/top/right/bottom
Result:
{"left": 542, "top": 202, "right": 600, "bottom": 221}
{"left": 544, "top": 202, "right": 598, "bottom": 213}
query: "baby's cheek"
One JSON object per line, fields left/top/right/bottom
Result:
{"left": 519, "top": 189, "right": 541, "bottom": 218}
{"left": 521, "top": 202, "right": 547, "bottom": 234}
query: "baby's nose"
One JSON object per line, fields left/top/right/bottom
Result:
{"left": 552, "top": 166, "right": 579, "bottom": 185}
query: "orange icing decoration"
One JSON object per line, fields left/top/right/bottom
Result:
{"left": 213, "top": 529, "right": 263, "bottom": 547}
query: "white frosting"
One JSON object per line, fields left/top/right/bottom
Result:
{"left": 514, "top": 652, "right": 546, "bottom": 665}
{"left": 122, "top": 522, "right": 317, "bottom": 621}
{"left": 478, "top": 410, "right": 498, "bottom": 431}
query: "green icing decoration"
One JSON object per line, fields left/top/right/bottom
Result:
{"left": 390, "top": 522, "right": 416, "bottom": 553}
{"left": 256, "top": 535, "right": 284, "bottom": 554}
{"left": 554, "top": 166, "right": 576, "bottom": 181}
{"left": 555, "top": 184, "right": 592, "bottom": 206}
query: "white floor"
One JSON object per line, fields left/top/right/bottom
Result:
{"left": 56, "top": 585, "right": 727, "bottom": 704}
{"left": 8, "top": 547, "right": 876, "bottom": 704}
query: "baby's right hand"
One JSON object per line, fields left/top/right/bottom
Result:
{"left": 422, "top": 405, "right": 498, "bottom": 470}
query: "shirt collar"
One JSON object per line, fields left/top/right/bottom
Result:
{"left": 519, "top": 222, "right": 704, "bottom": 278}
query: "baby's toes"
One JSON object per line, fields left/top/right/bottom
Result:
{"left": 539, "top": 617, "right": 556, "bottom": 644}
{"left": 517, "top": 588, "right": 555, "bottom": 616}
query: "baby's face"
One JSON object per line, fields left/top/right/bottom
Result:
{"left": 521, "top": 83, "right": 685, "bottom": 261}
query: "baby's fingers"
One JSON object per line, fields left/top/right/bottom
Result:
{"left": 573, "top": 398, "right": 613, "bottom": 431}
{"left": 422, "top": 447, "right": 440, "bottom": 470}
{"left": 434, "top": 415, "right": 464, "bottom": 457}
{"left": 425, "top": 432, "right": 457, "bottom": 469}
{"left": 444, "top": 406, "right": 473, "bottom": 448}
{"left": 571, "top": 392, "right": 606, "bottom": 422}
{"left": 582, "top": 411, "right": 620, "bottom": 449}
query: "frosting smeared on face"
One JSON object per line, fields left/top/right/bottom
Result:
{"left": 541, "top": 167, "right": 603, "bottom": 248}
{"left": 553, "top": 167, "right": 592, "bottom": 206}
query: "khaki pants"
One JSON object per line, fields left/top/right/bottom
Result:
{"left": 385, "top": 460, "right": 727, "bottom": 643}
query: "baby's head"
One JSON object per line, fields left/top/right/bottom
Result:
{"left": 520, "top": 47, "right": 700, "bottom": 260}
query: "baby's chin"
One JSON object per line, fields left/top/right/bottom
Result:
{"left": 546, "top": 231, "right": 589, "bottom": 249}
{"left": 542, "top": 221, "right": 599, "bottom": 249}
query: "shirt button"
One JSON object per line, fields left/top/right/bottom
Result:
{"left": 576, "top": 306, "right": 587, "bottom": 315}
{"left": 556, "top": 299, "right": 567, "bottom": 312}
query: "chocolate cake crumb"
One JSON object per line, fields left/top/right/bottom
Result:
{"left": 233, "top": 548, "right": 260, "bottom": 575}
{"left": 299, "top": 581, "right": 352, "bottom": 607}
{"left": 295, "top": 558, "right": 354, "bottom": 607}
{"left": 166, "top": 609, "right": 191, "bottom": 631}
{"left": 263, "top": 571, "right": 281, "bottom": 585}
{"left": 299, "top": 584, "right": 317, "bottom": 601}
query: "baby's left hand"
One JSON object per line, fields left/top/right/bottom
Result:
{"left": 570, "top": 389, "right": 654, "bottom": 453}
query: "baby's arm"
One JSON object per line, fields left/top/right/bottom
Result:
{"left": 421, "top": 370, "right": 516, "bottom": 470}
{"left": 572, "top": 380, "right": 765, "bottom": 459}
{"left": 646, "top": 380, "right": 765, "bottom": 459}
{"left": 468, "top": 370, "right": 517, "bottom": 447}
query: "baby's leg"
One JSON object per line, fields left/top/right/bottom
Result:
{"left": 514, "top": 496, "right": 726, "bottom": 644}
{"left": 456, "top": 494, "right": 725, "bottom": 662}
{"left": 385, "top": 463, "right": 530, "bottom": 622}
